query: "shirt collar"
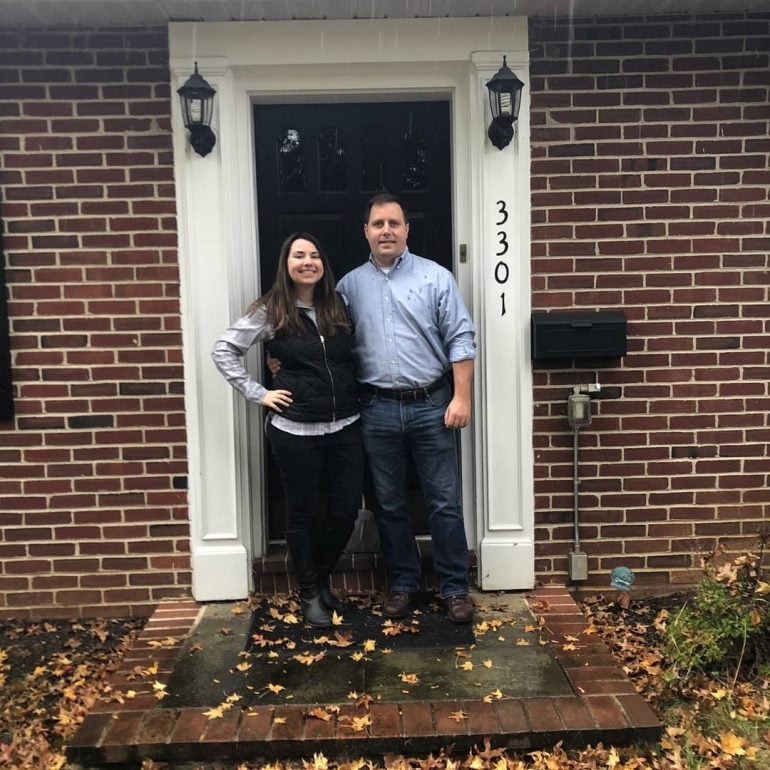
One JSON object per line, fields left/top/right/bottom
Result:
{"left": 368, "top": 248, "right": 410, "bottom": 272}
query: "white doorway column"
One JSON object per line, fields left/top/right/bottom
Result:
{"left": 169, "top": 18, "right": 534, "bottom": 601}
{"left": 470, "top": 53, "right": 534, "bottom": 590}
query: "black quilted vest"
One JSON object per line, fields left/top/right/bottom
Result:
{"left": 265, "top": 313, "right": 359, "bottom": 423}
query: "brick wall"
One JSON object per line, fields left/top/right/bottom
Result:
{"left": 529, "top": 13, "right": 770, "bottom": 591}
{"left": 1, "top": 13, "right": 769, "bottom": 616}
{"left": 0, "top": 27, "right": 190, "bottom": 619}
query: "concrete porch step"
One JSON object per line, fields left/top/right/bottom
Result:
{"left": 67, "top": 587, "right": 662, "bottom": 767}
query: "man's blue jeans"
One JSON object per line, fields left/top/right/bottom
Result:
{"left": 359, "top": 381, "right": 470, "bottom": 598}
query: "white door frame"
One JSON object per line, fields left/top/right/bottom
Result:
{"left": 169, "top": 17, "right": 533, "bottom": 600}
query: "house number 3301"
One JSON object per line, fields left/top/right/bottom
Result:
{"left": 494, "top": 199, "right": 510, "bottom": 316}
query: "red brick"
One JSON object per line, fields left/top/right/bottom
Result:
{"left": 169, "top": 709, "right": 208, "bottom": 743}
{"left": 553, "top": 697, "right": 598, "bottom": 730}
{"left": 616, "top": 694, "right": 662, "bottom": 728}
{"left": 583, "top": 695, "right": 632, "bottom": 729}
{"left": 334, "top": 704, "right": 370, "bottom": 741}
{"left": 135, "top": 708, "right": 178, "bottom": 744}
{"left": 202, "top": 706, "right": 241, "bottom": 742}
{"left": 493, "top": 700, "right": 528, "bottom": 733}
{"left": 522, "top": 699, "right": 563, "bottom": 732}
{"left": 460, "top": 700, "right": 499, "bottom": 735}
{"left": 573, "top": 679, "right": 639, "bottom": 696}
{"left": 368, "top": 703, "right": 401, "bottom": 738}
{"left": 101, "top": 710, "right": 144, "bottom": 745}
{"left": 238, "top": 707, "right": 272, "bottom": 741}
{"left": 432, "top": 702, "right": 470, "bottom": 736}
{"left": 399, "top": 701, "right": 435, "bottom": 737}
{"left": 303, "top": 711, "right": 336, "bottom": 740}
{"left": 68, "top": 712, "right": 114, "bottom": 747}
{"left": 270, "top": 706, "right": 304, "bottom": 740}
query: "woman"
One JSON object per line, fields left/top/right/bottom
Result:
{"left": 212, "top": 233, "right": 363, "bottom": 627}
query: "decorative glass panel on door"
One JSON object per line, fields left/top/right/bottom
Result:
{"left": 318, "top": 126, "right": 347, "bottom": 192}
{"left": 360, "top": 124, "right": 387, "bottom": 192}
{"left": 277, "top": 128, "right": 306, "bottom": 193}
{"left": 401, "top": 123, "right": 429, "bottom": 191}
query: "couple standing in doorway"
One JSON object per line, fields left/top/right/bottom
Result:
{"left": 212, "top": 192, "right": 476, "bottom": 628}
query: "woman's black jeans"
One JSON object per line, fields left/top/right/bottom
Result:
{"left": 267, "top": 420, "right": 364, "bottom": 578}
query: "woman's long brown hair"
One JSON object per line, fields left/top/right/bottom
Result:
{"left": 248, "top": 232, "right": 350, "bottom": 337}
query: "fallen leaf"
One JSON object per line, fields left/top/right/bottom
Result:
{"left": 719, "top": 731, "right": 746, "bottom": 756}
{"left": 294, "top": 651, "right": 326, "bottom": 666}
{"left": 449, "top": 710, "right": 467, "bottom": 722}
{"left": 351, "top": 714, "right": 371, "bottom": 732}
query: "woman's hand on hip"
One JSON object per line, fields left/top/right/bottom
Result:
{"left": 261, "top": 389, "right": 293, "bottom": 412}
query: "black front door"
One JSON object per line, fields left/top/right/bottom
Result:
{"left": 253, "top": 100, "right": 452, "bottom": 541}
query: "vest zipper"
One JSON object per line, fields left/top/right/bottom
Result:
{"left": 319, "top": 334, "right": 337, "bottom": 422}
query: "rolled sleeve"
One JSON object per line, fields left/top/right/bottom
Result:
{"left": 447, "top": 332, "right": 476, "bottom": 362}
{"left": 211, "top": 306, "right": 272, "bottom": 405}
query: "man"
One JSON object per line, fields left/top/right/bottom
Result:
{"left": 336, "top": 192, "right": 476, "bottom": 624}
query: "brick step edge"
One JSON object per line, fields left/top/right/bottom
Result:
{"left": 67, "top": 696, "right": 662, "bottom": 765}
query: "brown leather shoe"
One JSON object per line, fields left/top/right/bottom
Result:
{"left": 446, "top": 594, "right": 474, "bottom": 624}
{"left": 383, "top": 590, "right": 412, "bottom": 618}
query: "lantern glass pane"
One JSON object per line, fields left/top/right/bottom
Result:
{"left": 202, "top": 96, "right": 214, "bottom": 126}
{"left": 189, "top": 98, "right": 203, "bottom": 124}
{"left": 179, "top": 95, "right": 191, "bottom": 127}
{"left": 488, "top": 89, "right": 498, "bottom": 119}
{"left": 499, "top": 91, "right": 512, "bottom": 116}
{"left": 513, "top": 88, "right": 523, "bottom": 120}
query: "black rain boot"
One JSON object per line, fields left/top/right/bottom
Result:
{"left": 285, "top": 530, "right": 332, "bottom": 628}
{"left": 317, "top": 518, "right": 357, "bottom": 612}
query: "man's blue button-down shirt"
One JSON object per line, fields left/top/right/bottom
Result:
{"left": 337, "top": 249, "right": 476, "bottom": 389}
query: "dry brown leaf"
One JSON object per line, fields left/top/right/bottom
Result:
{"left": 719, "top": 731, "right": 747, "bottom": 756}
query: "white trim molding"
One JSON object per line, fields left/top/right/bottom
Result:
{"left": 169, "top": 17, "right": 533, "bottom": 600}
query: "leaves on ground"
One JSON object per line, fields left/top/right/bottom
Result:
{"left": 3, "top": 582, "right": 770, "bottom": 770}
{"left": 0, "top": 616, "right": 145, "bottom": 770}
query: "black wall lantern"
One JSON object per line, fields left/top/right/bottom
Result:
{"left": 485, "top": 56, "right": 525, "bottom": 151}
{"left": 177, "top": 62, "right": 217, "bottom": 157}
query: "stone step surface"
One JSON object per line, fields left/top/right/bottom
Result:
{"left": 67, "top": 586, "right": 661, "bottom": 766}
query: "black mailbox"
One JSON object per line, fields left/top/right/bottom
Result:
{"left": 531, "top": 310, "right": 627, "bottom": 360}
